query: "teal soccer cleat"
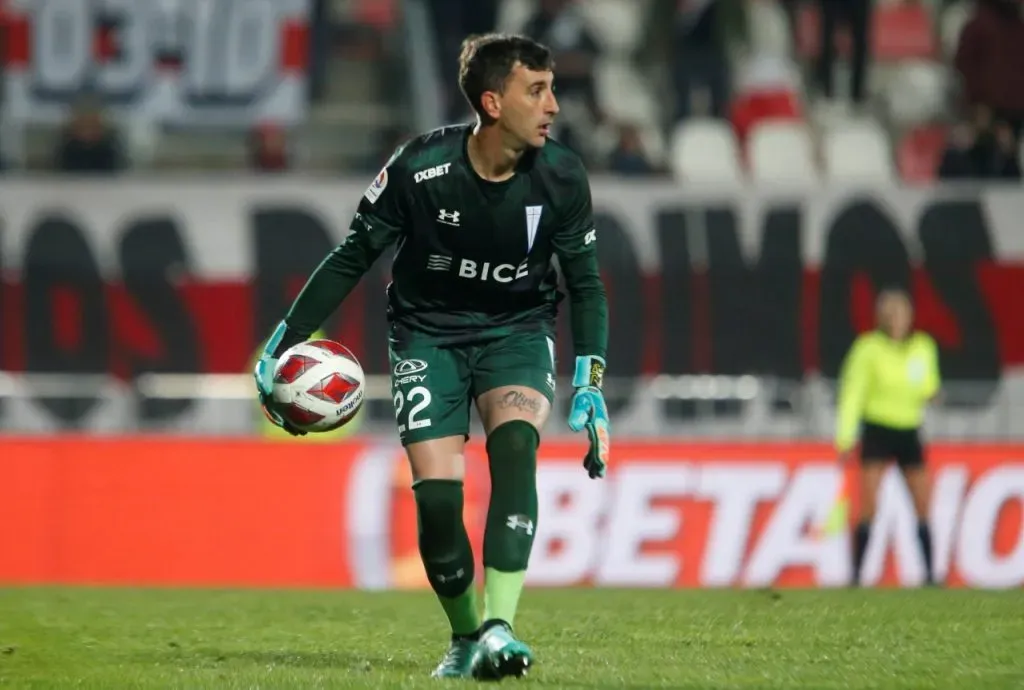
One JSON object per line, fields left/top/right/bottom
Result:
{"left": 431, "top": 635, "right": 478, "bottom": 679}
{"left": 470, "top": 621, "right": 533, "bottom": 680}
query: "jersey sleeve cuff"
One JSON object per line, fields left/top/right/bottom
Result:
{"left": 268, "top": 320, "right": 308, "bottom": 359}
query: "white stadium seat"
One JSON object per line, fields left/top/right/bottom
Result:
{"left": 823, "top": 119, "right": 895, "bottom": 182}
{"left": 577, "top": 0, "right": 649, "bottom": 55}
{"left": 496, "top": 0, "right": 536, "bottom": 33}
{"left": 883, "top": 60, "right": 949, "bottom": 128}
{"left": 593, "top": 58, "right": 660, "bottom": 128}
{"left": 747, "top": 121, "right": 818, "bottom": 185}
{"left": 940, "top": 0, "right": 974, "bottom": 60}
{"left": 745, "top": 0, "right": 795, "bottom": 57}
{"left": 669, "top": 119, "right": 743, "bottom": 184}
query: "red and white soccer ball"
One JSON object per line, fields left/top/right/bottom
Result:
{"left": 271, "top": 340, "right": 366, "bottom": 433}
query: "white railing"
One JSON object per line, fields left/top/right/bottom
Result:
{"left": 0, "top": 372, "right": 1019, "bottom": 440}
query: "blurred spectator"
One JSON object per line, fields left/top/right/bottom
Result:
{"left": 54, "top": 99, "right": 124, "bottom": 174}
{"left": 520, "top": 0, "right": 603, "bottom": 137}
{"left": 307, "top": 0, "right": 331, "bottom": 102}
{"left": 953, "top": 0, "right": 1024, "bottom": 137}
{"left": 248, "top": 125, "right": 291, "bottom": 173}
{"left": 938, "top": 119, "right": 1022, "bottom": 181}
{"left": 428, "top": 0, "right": 500, "bottom": 121}
{"left": 816, "top": 0, "right": 872, "bottom": 108}
{"left": 669, "top": 0, "right": 746, "bottom": 121}
{"left": 608, "top": 123, "right": 657, "bottom": 176}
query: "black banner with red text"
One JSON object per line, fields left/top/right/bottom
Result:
{"left": 1, "top": 179, "right": 1022, "bottom": 432}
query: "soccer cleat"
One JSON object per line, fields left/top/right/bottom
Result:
{"left": 431, "top": 636, "right": 478, "bottom": 679}
{"left": 470, "top": 621, "right": 533, "bottom": 681}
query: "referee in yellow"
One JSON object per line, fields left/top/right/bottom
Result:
{"left": 835, "top": 288, "right": 941, "bottom": 587}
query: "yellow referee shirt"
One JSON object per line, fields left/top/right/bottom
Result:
{"left": 835, "top": 330, "right": 941, "bottom": 452}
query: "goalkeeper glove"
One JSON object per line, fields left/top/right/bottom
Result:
{"left": 567, "top": 355, "right": 610, "bottom": 479}
{"left": 253, "top": 320, "right": 307, "bottom": 436}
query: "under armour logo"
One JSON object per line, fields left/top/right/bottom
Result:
{"left": 435, "top": 567, "right": 465, "bottom": 584}
{"left": 438, "top": 209, "right": 460, "bottom": 226}
{"left": 506, "top": 514, "right": 534, "bottom": 535}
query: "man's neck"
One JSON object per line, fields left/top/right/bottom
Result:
{"left": 468, "top": 122, "right": 523, "bottom": 182}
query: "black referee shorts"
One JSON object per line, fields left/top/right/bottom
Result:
{"left": 860, "top": 421, "right": 925, "bottom": 468}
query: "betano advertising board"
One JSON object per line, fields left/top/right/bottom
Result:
{"left": 2, "top": 439, "right": 1021, "bottom": 589}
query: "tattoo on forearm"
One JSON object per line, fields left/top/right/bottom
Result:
{"left": 498, "top": 391, "right": 543, "bottom": 416}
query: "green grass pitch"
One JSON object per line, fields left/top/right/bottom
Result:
{"left": 0, "top": 587, "right": 1021, "bottom": 688}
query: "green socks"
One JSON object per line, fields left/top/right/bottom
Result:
{"left": 483, "top": 569, "right": 527, "bottom": 624}
{"left": 438, "top": 588, "right": 480, "bottom": 637}
{"left": 413, "top": 479, "right": 480, "bottom": 636}
{"left": 482, "top": 420, "right": 539, "bottom": 627}
{"left": 412, "top": 419, "right": 540, "bottom": 634}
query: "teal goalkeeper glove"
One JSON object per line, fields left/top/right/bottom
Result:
{"left": 567, "top": 355, "right": 610, "bottom": 479}
{"left": 253, "top": 320, "right": 307, "bottom": 436}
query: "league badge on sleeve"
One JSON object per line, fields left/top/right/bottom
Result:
{"left": 364, "top": 167, "right": 389, "bottom": 204}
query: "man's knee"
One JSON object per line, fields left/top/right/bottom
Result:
{"left": 405, "top": 436, "right": 466, "bottom": 482}
{"left": 483, "top": 420, "right": 540, "bottom": 572}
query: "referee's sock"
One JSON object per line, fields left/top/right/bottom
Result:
{"left": 852, "top": 520, "right": 871, "bottom": 586}
{"left": 917, "top": 520, "right": 935, "bottom": 585}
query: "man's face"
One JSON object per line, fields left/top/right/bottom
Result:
{"left": 494, "top": 63, "right": 559, "bottom": 149}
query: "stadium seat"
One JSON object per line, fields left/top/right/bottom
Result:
{"left": 822, "top": 118, "right": 895, "bottom": 182}
{"left": 897, "top": 124, "right": 948, "bottom": 185}
{"left": 496, "top": 0, "right": 535, "bottom": 34}
{"left": 669, "top": 119, "right": 743, "bottom": 184}
{"left": 882, "top": 60, "right": 948, "bottom": 128}
{"left": 594, "top": 58, "right": 660, "bottom": 129}
{"left": 730, "top": 88, "right": 803, "bottom": 146}
{"left": 745, "top": 0, "right": 795, "bottom": 57}
{"left": 747, "top": 120, "right": 818, "bottom": 184}
{"left": 730, "top": 52, "right": 804, "bottom": 142}
{"left": 577, "top": 0, "right": 649, "bottom": 55}
{"left": 940, "top": 1, "right": 974, "bottom": 60}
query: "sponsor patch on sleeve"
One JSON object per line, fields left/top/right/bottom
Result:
{"left": 364, "top": 167, "right": 388, "bottom": 204}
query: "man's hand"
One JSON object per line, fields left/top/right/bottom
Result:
{"left": 254, "top": 321, "right": 307, "bottom": 437}
{"left": 567, "top": 355, "right": 610, "bottom": 479}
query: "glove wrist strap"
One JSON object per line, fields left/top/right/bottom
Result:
{"left": 572, "top": 355, "right": 606, "bottom": 390}
{"left": 264, "top": 320, "right": 307, "bottom": 359}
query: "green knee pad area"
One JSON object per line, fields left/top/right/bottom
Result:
{"left": 412, "top": 479, "right": 475, "bottom": 599}
{"left": 483, "top": 420, "right": 540, "bottom": 572}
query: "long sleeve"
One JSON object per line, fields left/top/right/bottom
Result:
{"left": 284, "top": 163, "right": 406, "bottom": 340}
{"left": 835, "top": 337, "right": 871, "bottom": 452}
{"left": 551, "top": 169, "right": 608, "bottom": 360}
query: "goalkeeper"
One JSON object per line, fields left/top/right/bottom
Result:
{"left": 253, "top": 33, "right": 609, "bottom": 681}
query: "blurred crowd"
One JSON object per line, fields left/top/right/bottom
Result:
{"left": 9, "top": 0, "right": 1024, "bottom": 184}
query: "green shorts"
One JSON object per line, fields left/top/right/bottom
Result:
{"left": 389, "top": 330, "right": 557, "bottom": 446}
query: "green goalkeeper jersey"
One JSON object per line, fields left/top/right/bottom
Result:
{"left": 284, "top": 124, "right": 608, "bottom": 358}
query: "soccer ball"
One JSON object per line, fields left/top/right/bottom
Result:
{"left": 271, "top": 339, "right": 366, "bottom": 433}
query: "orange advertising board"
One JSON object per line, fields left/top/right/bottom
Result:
{"left": 1, "top": 439, "right": 1022, "bottom": 589}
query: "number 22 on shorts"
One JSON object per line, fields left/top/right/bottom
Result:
{"left": 394, "top": 386, "right": 433, "bottom": 433}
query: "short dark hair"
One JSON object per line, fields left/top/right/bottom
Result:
{"left": 458, "top": 33, "right": 554, "bottom": 121}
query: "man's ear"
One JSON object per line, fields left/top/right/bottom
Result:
{"left": 480, "top": 91, "right": 502, "bottom": 120}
